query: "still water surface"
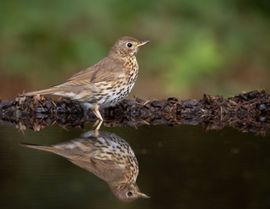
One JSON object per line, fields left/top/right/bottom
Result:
{"left": 0, "top": 125, "right": 269, "bottom": 209}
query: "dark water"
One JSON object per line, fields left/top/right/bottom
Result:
{"left": 0, "top": 124, "right": 270, "bottom": 209}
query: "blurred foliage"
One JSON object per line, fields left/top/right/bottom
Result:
{"left": 0, "top": 0, "right": 269, "bottom": 95}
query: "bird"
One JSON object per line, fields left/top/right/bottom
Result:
{"left": 23, "top": 36, "right": 149, "bottom": 128}
{"left": 22, "top": 130, "right": 149, "bottom": 202}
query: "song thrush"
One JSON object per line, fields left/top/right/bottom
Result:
{"left": 23, "top": 36, "right": 149, "bottom": 125}
{"left": 22, "top": 130, "right": 149, "bottom": 201}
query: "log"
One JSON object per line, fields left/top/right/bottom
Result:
{"left": 0, "top": 90, "right": 269, "bottom": 134}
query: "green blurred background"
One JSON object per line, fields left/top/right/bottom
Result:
{"left": 0, "top": 0, "right": 269, "bottom": 99}
{"left": 1, "top": 2, "right": 270, "bottom": 208}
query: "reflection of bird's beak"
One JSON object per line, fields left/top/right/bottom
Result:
{"left": 138, "top": 40, "right": 150, "bottom": 47}
{"left": 137, "top": 192, "right": 150, "bottom": 198}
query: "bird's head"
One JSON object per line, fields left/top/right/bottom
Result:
{"left": 110, "top": 183, "right": 150, "bottom": 202}
{"left": 110, "top": 36, "right": 149, "bottom": 57}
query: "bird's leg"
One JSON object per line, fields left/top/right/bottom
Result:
{"left": 92, "top": 104, "right": 103, "bottom": 133}
{"left": 92, "top": 104, "right": 104, "bottom": 121}
{"left": 93, "top": 127, "right": 100, "bottom": 137}
{"left": 93, "top": 120, "right": 103, "bottom": 135}
{"left": 82, "top": 103, "right": 103, "bottom": 131}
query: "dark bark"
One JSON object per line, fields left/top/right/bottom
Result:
{"left": 0, "top": 90, "right": 269, "bottom": 134}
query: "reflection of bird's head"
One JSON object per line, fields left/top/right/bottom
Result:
{"left": 110, "top": 36, "right": 149, "bottom": 57}
{"left": 111, "top": 183, "right": 150, "bottom": 202}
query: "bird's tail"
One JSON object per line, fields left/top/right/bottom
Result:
{"left": 21, "top": 143, "right": 55, "bottom": 153}
{"left": 21, "top": 143, "right": 76, "bottom": 160}
{"left": 23, "top": 87, "right": 59, "bottom": 96}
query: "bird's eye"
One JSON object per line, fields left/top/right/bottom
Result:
{"left": 127, "top": 42, "right": 133, "bottom": 48}
{"left": 127, "top": 191, "right": 133, "bottom": 197}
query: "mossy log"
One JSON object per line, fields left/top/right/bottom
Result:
{"left": 0, "top": 90, "right": 269, "bottom": 134}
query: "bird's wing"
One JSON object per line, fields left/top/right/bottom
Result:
{"left": 23, "top": 56, "right": 125, "bottom": 97}
{"left": 91, "top": 158, "right": 127, "bottom": 181}
{"left": 24, "top": 142, "right": 127, "bottom": 182}
{"left": 23, "top": 73, "right": 95, "bottom": 96}
{"left": 67, "top": 56, "right": 125, "bottom": 83}
{"left": 69, "top": 158, "right": 126, "bottom": 183}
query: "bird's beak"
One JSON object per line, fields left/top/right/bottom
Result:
{"left": 137, "top": 192, "right": 150, "bottom": 198}
{"left": 137, "top": 40, "right": 150, "bottom": 47}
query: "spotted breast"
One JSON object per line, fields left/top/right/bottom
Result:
{"left": 95, "top": 56, "right": 139, "bottom": 107}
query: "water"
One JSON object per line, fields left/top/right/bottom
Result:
{"left": 0, "top": 124, "right": 270, "bottom": 209}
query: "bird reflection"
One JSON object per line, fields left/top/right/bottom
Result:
{"left": 22, "top": 130, "right": 149, "bottom": 202}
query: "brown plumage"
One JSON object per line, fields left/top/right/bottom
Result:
{"left": 22, "top": 130, "right": 149, "bottom": 202}
{"left": 23, "top": 36, "right": 149, "bottom": 123}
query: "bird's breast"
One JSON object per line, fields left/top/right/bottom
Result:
{"left": 95, "top": 57, "right": 139, "bottom": 107}
{"left": 124, "top": 56, "right": 139, "bottom": 84}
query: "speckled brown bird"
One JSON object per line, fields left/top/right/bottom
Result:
{"left": 22, "top": 130, "right": 149, "bottom": 202}
{"left": 24, "top": 36, "right": 149, "bottom": 123}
